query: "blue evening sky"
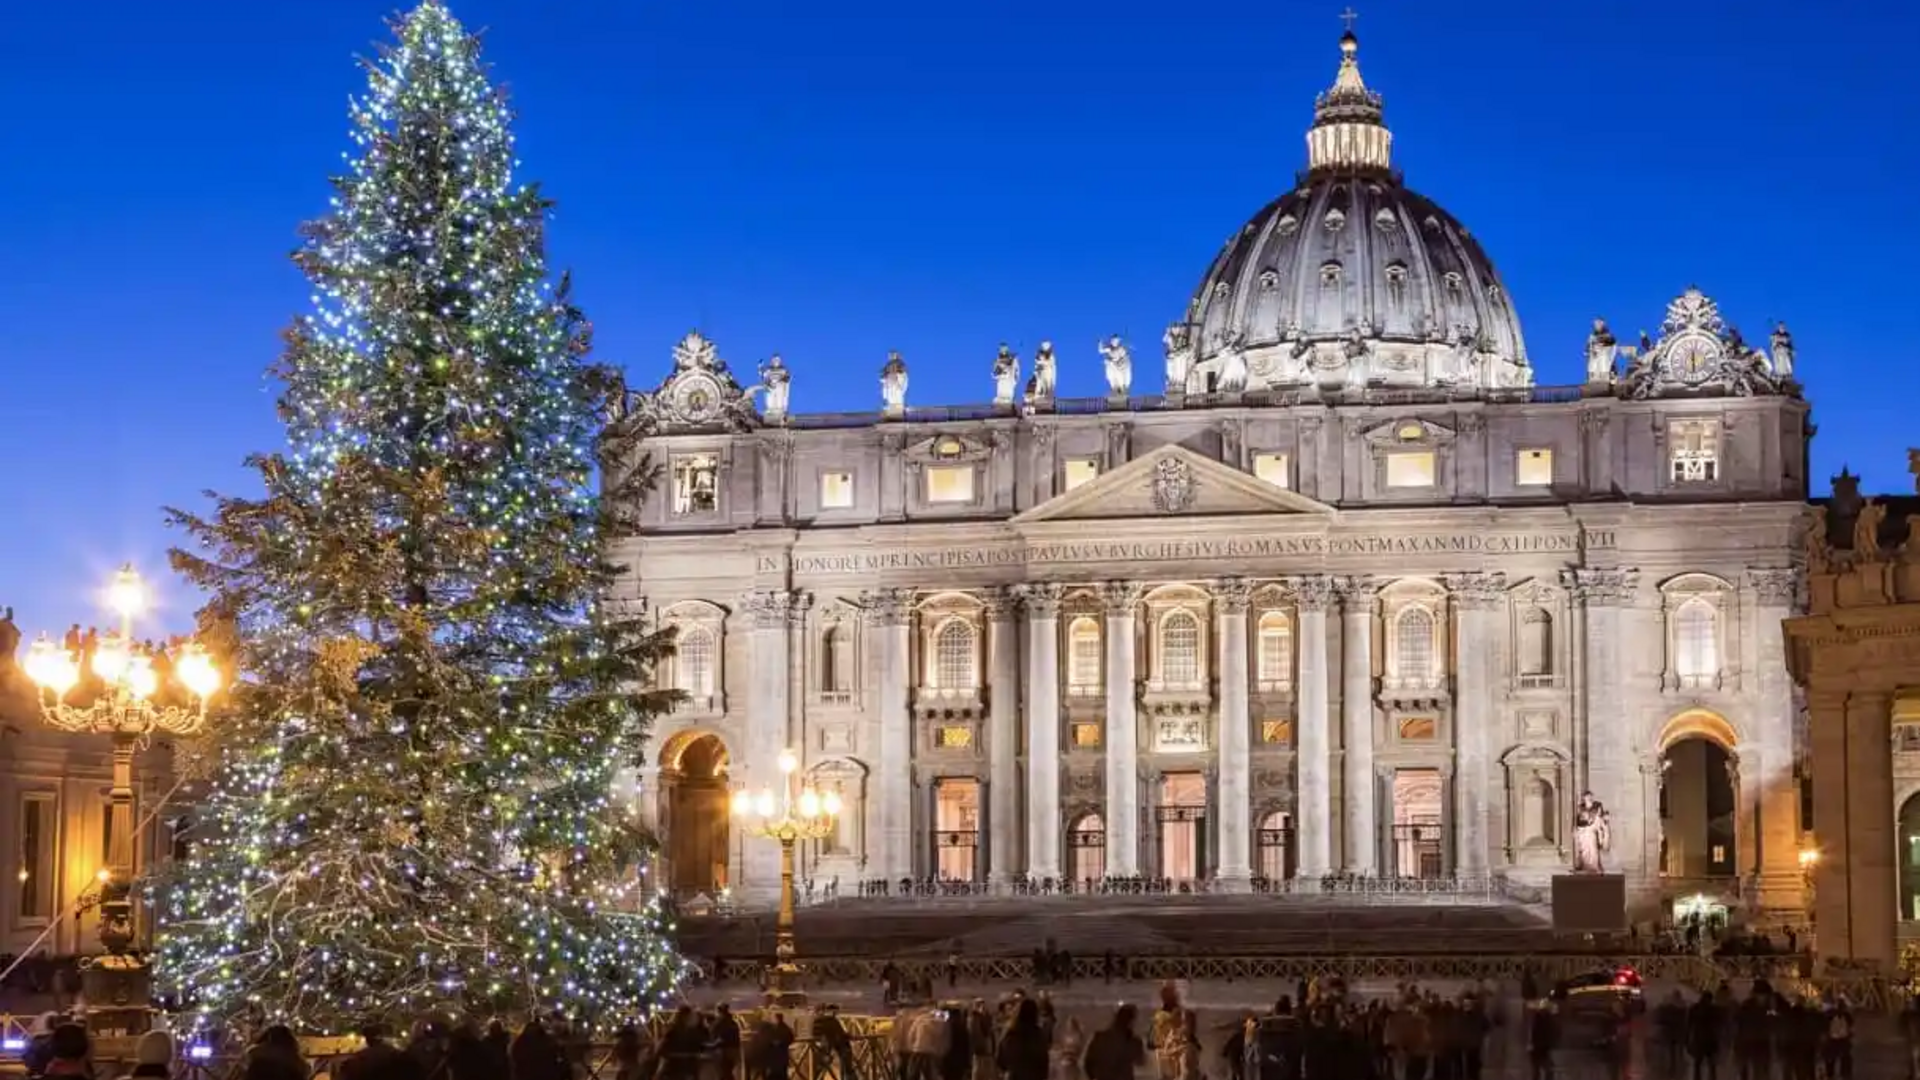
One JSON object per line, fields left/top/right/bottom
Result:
{"left": 0, "top": 0, "right": 1912, "bottom": 637}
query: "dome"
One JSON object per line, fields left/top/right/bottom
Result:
{"left": 1165, "top": 30, "right": 1531, "bottom": 395}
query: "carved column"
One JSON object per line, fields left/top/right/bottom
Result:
{"left": 1809, "top": 688, "right": 1896, "bottom": 969}
{"left": 1102, "top": 583, "right": 1145, "bottom": 877}
{"left": 1339, "top": 576, "right": 1380, "bottom": 874}
{"left": 1293, "top": 575, "right": 1335, "bottom": 875}
{"left": 745, "top": 589, "right": 795, "bottom": 897}
{"left": 1568, "top": 569, "right": 1642, "bottom": 890}
{"left": 1214, "top": 579, "right": 1253, "bottom": 889}
{"left": 1018, "top": 584, "right": 1065, "bottom": 881}
{"left": 1747, "top": 568, "right": 1803, "bottom": 910}
{"left": 984, "top": 589, "right": 1021, "bottom": 884}
{"left": 1446, "top": 572, "right": 1505, "bottom": 877}
{"left": 862, "top": 588, "right": 915, "bottom": 883}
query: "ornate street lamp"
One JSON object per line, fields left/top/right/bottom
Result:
{"left": 21, "top": 564, "right": 222, "bottom": 1033}
{"left": 731, "top": 748, "right": 839, "bottom": 1007}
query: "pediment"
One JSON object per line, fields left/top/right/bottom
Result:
{"left": 1360, "top": 417, "right": 1456, "bottom": 446}
{"left": 1013, "top": 445, "right": 1335, "bottom": 524}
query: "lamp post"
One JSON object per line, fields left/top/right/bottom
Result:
{"left": 21, "top": 565, "right": 222, "bottom": 1033}
{"left": 731, "top": 748, "right": 839, "bottom": 1007}
{"left": 1799, "top": 846, "right": 1821, "bottom": 951}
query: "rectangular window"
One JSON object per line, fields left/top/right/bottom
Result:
{"left": 925, "top": 465, "right": 975, "bottom": 504}
{"left": 1515, "top": 448, "right": 1553, "bottom": 487}
{"left": 1072, "top": 722, "right": 1102, "bottom": 749}
{"left": 819, "top": 470, "right": 855, "bottom": 509}
{"left": 1397, "top": 716, "right": 1438, "bottom": 740}
{"left": 1384, "top": 451, "right": 1436, "bottom": 488}
{"left": 19, "top": 795, "right": 53, "bottom": 920}
{"left": 1669, "top": 420, "right": 1719, "bottom": 483}
{"left": 1252, "top": 452, "right": 1291, "bottom": 489}
{"left": 1260, "top": 719, "right": 1293, "bottom": 745}
{"left": 1063, "top": 458, "right": 1101, "bottom": 491}
{"left": 670, "top": 453, "right": 720, "bottom": 515}
{"left": 934, "top": 725, "right": 973, "bottom": 749}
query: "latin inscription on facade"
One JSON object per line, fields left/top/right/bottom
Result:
{"left": 757, "top": 530, "right": 1617, "bottom": 576}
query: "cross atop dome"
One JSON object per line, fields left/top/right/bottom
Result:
{"left": 1307, "top": 17, "right": 1392, "bottom": 175}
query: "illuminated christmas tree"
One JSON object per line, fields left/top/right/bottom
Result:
{"left": 156, "top": 0, "right": 683, "bottom": 1031}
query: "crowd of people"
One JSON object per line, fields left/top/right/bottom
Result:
{"left": 844, "top": 875, "right": 1496, "bottom": 901}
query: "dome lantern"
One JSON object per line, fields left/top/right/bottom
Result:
{"left": 1307, "top": 17, "right": 1392, "bottom": 176}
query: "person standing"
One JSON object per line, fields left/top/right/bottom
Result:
{"left": 1082, "top": 1005, "right": 1146, "bottom": 1080}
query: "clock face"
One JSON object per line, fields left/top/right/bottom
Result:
{"left": 1666, "top": 335, "right": 1718, "bottom": 381}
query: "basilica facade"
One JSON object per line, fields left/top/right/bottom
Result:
{"left": 613, "top": 29, "right": 1814, "bottom": 921}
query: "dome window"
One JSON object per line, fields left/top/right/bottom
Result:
{"left": 1423, "top": 216, "right": 1442, "bottom": 231}
{"left": 1214, "top": 281, "right": 1232, "bottom": 300}
{"left": 1385, "top": 262, "right": 1409, "bottom": 305}
{"left": 1274, "top": 215, "right": 1299, "bottom": 237}
{"left": 1323, "top": 208, "right": 1347, "bottom": 232}
{"left": 1258, "top": 268, "right": 1281, "bottom": 292}
{"left": 1374, "top": 208, "right": 1398, "bottom": 231}
{"left": 1443, "top": 272, "right": 1465, "bottom": 299}
{"left": 1319, "top": 262, "right": 1343, "bottom": 287}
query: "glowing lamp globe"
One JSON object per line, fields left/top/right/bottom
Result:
{"left": 23, "top": 637, "right": 79, "bottom": 696}
{"left": 730, "top": 790, "right": 753, "bottom": 817}
{"left": 797, "top": 789, "right": 820, "bottom": 819}
{"left": 174, "top": 643, "right": 222, "bottom": 699}
{"left": 106, "top": 565, "right": 147, "bottom": 619}
{"left": 91, "top": 633, "right": 131, "bottom": 683}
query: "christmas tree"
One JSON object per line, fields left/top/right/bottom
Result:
{"left": 157, "top": 0, "right": 683, "bottom": 1031}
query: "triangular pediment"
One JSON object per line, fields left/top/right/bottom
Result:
{"left": 1013, "top": 445, "right": 1335, "bottom": 524}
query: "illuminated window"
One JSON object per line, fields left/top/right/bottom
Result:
{"left": 926, "top": 465, "right": 975, "bottom": 504}
{"left": 1515, "top": 448, "right": 1553, "bottom": 487}
{"left": 1253, "top": 452, "right": 1291, "bottom": 489}
{"left": 18, "top": 795, "right": 52, "bottom": 919}
{"left": 820, "top": 470, "right": 855, "bottom": 509}
{"left": 1395, "top": 606, "right": 1436, "bottom": 682}
{"left": 676, "top": 627, "right": 716, "bottom": 698}
{"left": 1670, "top": 420, "right": 1719, "bottom": 483}
{"left": 671, "top": 453, "right": 719, "bottom": 514}
{"left": 1385, "top": 451, "right": 1436, "bottom": 488}
{"left": 934, "top": 726, "right": 973, "bottom": 750}
{"left": 1674, "top": 599, "right": 1719, "bottom": 685}
{"left": 1073, "top": 723, "right": 1102, "bottom": 749}
{"left": 1261, "top": 719, "right": 1293, "bottom": 745}
{"left": 1256, "top": 613, "right": 1292, "bottom": 686}
{"left": 1063, "top": 458, "right": 1101, "bottom": 491}
{"left": 1067, "top": 617, "right": 1101, "bottom": 690}
{"left": 1159, "top": 610, "right": 1203, "bottom": 687}
{"left": 1398, "top": 717, "right": 1438, "bottom": 740}
{"left": 932, "top": 619, "right": 978, "bottom": 689}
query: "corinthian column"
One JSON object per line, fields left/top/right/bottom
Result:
{"left": 861, "top": 588, "right": 915, "bottom": 883}
{"left": 1338, "top": 576, "right": 1380, "bottom": 874}
{"left": 1214, "top": 579, "right": 1253, "bottom": 889}
{"left": 1445, "top": 571, "right": 1506, "bottom": 877}
{"left": 744, "top": 589, "right": 795, "bottom": 897}
{"left": 984, "top": 589, "right": 1021, "bottom": 884}
{"left": 1746, "top": 568, "right": 1801, "bottom": 910}
{"left": 1017, "top": 583, "right": 1065, "bottom": 880}
{"left": 1566, "top": 568, "right": 1640, "bottom": 882}
{"left": 1292, "top": 575, "right": 1335, "bottom": 876}
{"left": 1101, "top": 582, "right": 1145, "bottom": 877}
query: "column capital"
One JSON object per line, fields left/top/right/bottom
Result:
{"left": 981, "top": 586, "right": 1021, "bottom": 621}
{"left": 1288, "top": 575, "right": 1336, "bottom": 612}
{"left": 786, "top": 591, "right": 815, "bottom": 627}
{"left": 1746, "top": 567, "right": 1799, "bottom": 608}
{"left": 1100, "top": 581, "right": 1148, "bottom": 616}
{"left": 743, "top": 589, "right": 795, "bottom": 629}
{"left": 1443, "top": 571, "right": 1508, "bottom": 610}
{"left": 1336, "top": 575, "right": 1381, "bottom": 610}
{"left": 859, "top": 588, "right": 915, "bottom": 626}
{"left": 1560, "top": 567, "right": 1640, "bottom": 607}
{"left": 1014, "top": 582, "right": 1065, "bottom": 619}
{"left": 1211, "top": 578, "right": 1253, "bottom": 614}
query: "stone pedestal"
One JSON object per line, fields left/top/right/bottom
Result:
{"left": 1551, "top": 873, "right": 1628, "bottom": 934}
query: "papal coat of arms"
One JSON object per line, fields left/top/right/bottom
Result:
{"left": 1149, "top": 456, "right": 1197, "bottom": 514}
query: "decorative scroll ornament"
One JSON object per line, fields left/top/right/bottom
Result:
{"left": 1617, "top": 288, "right": 1792, "bottom": 401}
{"left": 1745, "top": 568, "right": 1798, "bottom": 607}
{"left": 1149, "top": 456, "right": 1197, "bottom": 514}
{"left": 743, "top": 589, "right": 794, "bottom": 630}
{"left": 623, "top": 331, "right": 762, "bottom": 433}
{"left": 858, "top": 588, "right": 915, "bottom": 626}
{"left": 1289, "top": 575, "right": 1337, "bottom": 611}
{"left": 1212, "top": 578, "right": 1253, "bottom": 614}
{"left": 1443, "top": 571, "right": 1509, "bottom": 609}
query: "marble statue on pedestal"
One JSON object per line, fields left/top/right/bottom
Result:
{"left": 1771, "top": 322, "right": 1795, "bottom": 379}
{"left": 757, "top": 355, "right": 791, "bottom": 421}
{"left": 1573, "top": 791, "right": 1611, "bottom": 872}
{"left": 880, "top": 351, "right": 908, "bottom": 418}
{"left": 1163, "top": 324, "right": 1194, "bottom": 395}
{"left": 1028, "top": 341, "right": 1057, "bottom": 407}
{"left": 1099, "top": 335, "right": 1132, "bottom": 399}
{"left": 992, "top": 344, "right": 1020, "bottom": 409}
{"left": 1586, "top": 318, "right": 1618, "bottom": 384}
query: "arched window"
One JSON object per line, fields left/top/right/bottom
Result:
{"left": 1257, "top": 612, "right": 1293, "bottom": 686}
{"left": 1519, "top": 608, "right": 1553, "bottom": 678}
{"left": 1674, "top": 599, "right": 1718, "bottom": 684}
{"left": 1395, "top": 606, "right": 1436, "bottom": 682}
{"left": 1160, "top": 610, "right": 1202, "bottom": 687}
{"left": 1257, "top": 809, "right": 1294, "bottom": 881}
{"left": 1068, "top": 617, "right": 1101, "bottom": 690}
{"left": 820, "top": 624, "right": 849, "bottom": 695}
{"left": 677, "top": 627, "right": 716, "bottom": 697}
{"left": 932, "top": 619, "right": 978, "bottom": 689}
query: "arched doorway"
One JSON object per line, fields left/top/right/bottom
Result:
{"left": 660, "top": 732, "right": 731, "bottom": 897}
{"left": 1068, "top": 812, "right": 1106, "bottom": 885}
{"left": 1899, "top": 792, "right": 1920, "bottom": 921}
{"left": 1658, "top": 712, "right": 1738, "bottom": 880}
{"left": 1256, "top": 810, "right": 1295, "bottom": 882}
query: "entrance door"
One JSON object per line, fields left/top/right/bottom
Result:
{"left": 932, "top": 778, "right": 981, "bottom": 882}
{"left": 1256, "top": 810, "right": 1296, "bottom": 883}
{"left": 1390, "top": 768, "right": 1445, "bottom": 879}
{"left": 1156, "top": 772, "right": 1209, "bottom": 882}
{"left": 663, "top": 734, "right": 731, "bottom": 897}
{"left": 1068, "top": 813, "right": 1106, "bottom": 885}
